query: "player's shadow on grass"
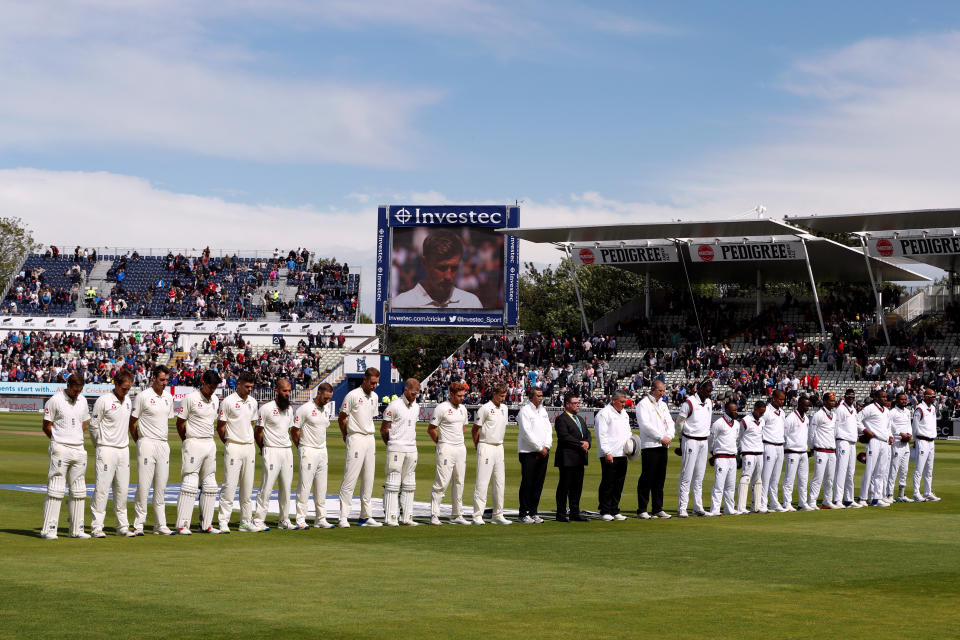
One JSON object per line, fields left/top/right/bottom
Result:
{"left": 1, "top": 528, "right": 47, "bottom": 537}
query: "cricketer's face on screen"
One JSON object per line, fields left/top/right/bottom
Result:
{"left": 423, "top": 254, "right": 460, "bottom": 302}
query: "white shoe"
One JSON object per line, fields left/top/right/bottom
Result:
{"left": 401, "top": 518, "right": 420, "bottom": 527}
{"left": 117, "top": 527, "right": 136, "bottom": 537}
{"left": 202, "top": 526, "right": 220, "bottom": 534}
{"left": 472, "top": 518, "right": 485, "bottom": 526}
{"left": 91, "top": 529, "right": 106, "bottom": 538}
{"left": 613, "top": 513, "right": 627, "bottom": 521}
{"left": 449, "top": 516, "right": 471, "bottom": 525}
{"left": 783, "top": 504, "right": 796, "bottom": 512}
{"left": 735, "top": 509, "right": 748, "bottom": 515}
{"left": 315, "top": 519, "right": 334, "bottom": 529}
{"left": 218, "top": 523, "right": 231, "bottom": 534}
{"left": 132, "top": 528, "right": 145, "bottom": 536}
{"left": 176, "top": 527, "right": 192, "bottom": 535}
{"left": 703, "top": 511, "right": 718, "bottom": 517}
{"left": 154, "top": 526, "right": 173, "bottom": 535}
{"left": 519, "top": 515, "right": 535, "bottom": 524}
{"left": 238, "top": 521, "right": 257, "bottom": 532}
{"left": 277, "top": 520, "right": 295, "bottom": 530}
{"left": 386, "top": 519, "right": 400, "bottom": 527}
{"left": 848, "top": 501, "right": 864, "bottom": 509}
{"left": 533, "top": 515, "right": 545, "bottom": 524}
{"left": 899, "top": 496, "right": 914, "bottom": 503}
{"left": 430, "top": 516, "right": 442, "bottom": 526}
{"left": 913, "top": 495, "right": 926, "bottom": 502}
{"left": 71, "top": 531, "right": 92, "bottom": 539}
{"left": 756, "top": 508, "right": 768, "bottom": 514}
{"left": 600, "top": 514, "right": 614, "bottom": 521}
{"left": 654, "top": 511, "right": 671, "bottom": 519}
{"left": 40, "top": 531, "right": 58, "bottom": 540}
{"left": 925, "top": 494, "right": 941, "bottom": 502}
{"left": 252, "top": 520, "right": 270, "bottom": 532}
{"left": 856, "top": 499, "right": 869, "bottom": 507}
{"left": 831, "top": 502, "right": 846, "bottom": 509}
{"left": 799, "top": 503, "right": 815, "bottom": 511}
{"left": 638, "top": 512, "right": 652, "bottom": 520}
{"left": 692, "top": 509, "right": 707, "bottom": 517}
{"left": 492, "top": 515, "right": 512, "bottom": 525}
{"left": 359, "top": 518, "right": 382, "bottom": 527}
{"left": 677, "top": 510, "right": 688, "bottom": 518}
{"left": 338, "top": 519, "right": 350, "bottom": 528}
{"left": 879, "top": 499, "right": 892, "bottom": 506}
{"left": 875, "top": 500, "right": 890, "bottom": 507}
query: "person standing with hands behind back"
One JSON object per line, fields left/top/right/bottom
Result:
{"left": 554, "top": 392, "right": 591, "bottom": 522}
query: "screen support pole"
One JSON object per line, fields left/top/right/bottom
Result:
{"left": 562, "top": 244, "right": 590, "bottom": 333}
{"left": 857, "top": 234, "right": 891, "bottom": 346}
{"left": 801, "top": 238, "right": 827, "bottom": 337}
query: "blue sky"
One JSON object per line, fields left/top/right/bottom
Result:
{"left": 2, "top": 1, "right": 959, "bottom": 312}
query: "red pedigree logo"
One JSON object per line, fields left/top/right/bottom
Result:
{"left": 579, "top": 248, "right": 595, "bottom": 264}
{"left": 876, "top": 238, "right": 894, "bottom": 257}
{"left": 697, "top": 245, "right": 714, "bottom": 261}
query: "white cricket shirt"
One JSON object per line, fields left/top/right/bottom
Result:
{"left": 219, "top": 392, "right": 259, "bottom": 444}
{"left": 431, "top": 401, "right": 468, "bottom": 446}
{"left": 132, "top": 386, "right": 174, "bottom": 441}
{"left": 178, "top": 390, "right": 220, "bottom": 439}
{"left": 888, "top": 405, "right": 912, "bottom": 437}
{"left": 762, "top": 404, "right": 786, "bottom": 444}
{"left": 709, "top": 414, "right": 740, "bottom": 455}
{"left": 475, "top": 400, "right": 507, "bottom": 445}
{"left": 739, "top": 414, "right": 764, "bottom": 453}
{"left": 90, "top": 391, "right": 131, "bottom": 448}
{"left": 835, "top": 401, "right": 861, "bottom": 442}
{"left": 383, "top": 395, "right": 419, "bottom": 453}
{"left": 913, "top": 402, "right": 938, "bottom": 439}
{"left": 859, "top": 403, "right": 890, "bottom": 440}
{"left": 784, "top": 411, "right": 809, "bottom": 451}
{"left": 678, "top": 395, "right": 713, "bottom": 438}
{"left": 44, "top": 390, "right": 90, "bottom": 446}
{"left": 294, "top": 399, "right": 333, "bottom": 449}
{"left": 258, "top": 400, "right": 294, "bottom": 447}
{"left": 341, "top": 387, "right": 378, "bottom": 436}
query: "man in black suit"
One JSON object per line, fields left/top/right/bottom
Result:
{"left": 554, "top": 392, "right": 591, "bottom": 521}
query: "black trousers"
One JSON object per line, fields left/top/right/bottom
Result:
{"left": 556, "top": 465, "right": 585, "bottom": 516}
{"left": 637, "top": 446, "right": 668, "bottom": 514}
{"left": 598, "top": 456, "right": 627, "bottom": 515}
{"left": 518, "top": 451, "right": 549, "bottom": 517}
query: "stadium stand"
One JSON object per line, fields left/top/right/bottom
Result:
{"left": 2, "top": 249, "right": 96, "bottom": 315}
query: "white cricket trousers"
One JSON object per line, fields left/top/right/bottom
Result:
{"left": 339, "top": 433, "right": 376, "bottom": 521}
{"left": 808, "top": 449, "right": 836, "bottom": 507}
{"left": 737, "top": 453, "right": 763, "bottom": 512}
{"left": 432, "top": 442, "right": 467, "bottom": 518}
{"left": 296, "top": 445, "right": 328, "bottom": 525}
{"left": 219, "top": 442, "right": 256, "bottom": 527}
{"left": 782, "top": 452, "right": 809, "bottom": 508}
{"left": 91, "top": 445, "right": 130, "bottom": 531}
{"left": 709, "top": 456, "right": 737, "bottom": 514}
{"left": 886, "top": 442, "right": 910, "bottom": 498}
{"left": 42, "top": 442, "right": 88, "bottom": 537}
{"left": 255, "top": 446, "right": 294, "bottom": 524}
{"left": 134, "top": 438, "right": 169, "bottom": 530}
{"left": 177, "top": 437, "right": 218, "bottom": 531}
{"left": 833, "top": 440, "right": 857, "bottom": 504}
{"left": 761, "top": 443, "right": 784, "bottom": 509}
{"left": 677, "top": 437, "right": 708, "bottom": 513}
{"left": 912, "top": 440, "right": 935, "bottom": 498}
{"left": 473, "top": 443, "right": 505, "bottom": 519}
{"left": 384, "top": 449, "right": 418, "bottom": 525}
{"left": 860, "top": 438, "right": 890, "bottom": 502}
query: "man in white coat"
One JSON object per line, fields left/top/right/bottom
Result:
{"left": 516, "top": 387, "right": 552, "bottom": 523}
{"left": 635, "top": 380, "right": 673, "bottom": 519}
{"left": 89, "top": 369, "right": 135, "bottom": 537}
{"left": 596, "top": 391, "right": 631, "bottom": 521}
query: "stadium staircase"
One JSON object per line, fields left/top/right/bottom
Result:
{"left": 70, "top": 260, "right": 113, "bottom": 318}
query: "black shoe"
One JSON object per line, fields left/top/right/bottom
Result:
{"left": 570, "top": 514, "right": 590, "bottom": 522}
{"left": 555, "top": 514, "right": 569, "bottom": 522}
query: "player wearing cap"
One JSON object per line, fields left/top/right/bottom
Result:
{"left": 782, "top": 396, "right": 813, "bottom": 511}
{"left": 807, "top": 392, "right": 837, "bottom": 509}
{"left": 216, "top": 372, "right": 259, "bottom": 532}
{"left": 737, "top": 401, "right": 766, "bottom": 514}
{"left": 833, "top": 389, "right": 862, "bottom": 508}
{"left": 40, "top": 373, "right": 90, "bottom": 539}
{"left": 428, "top": 381, "right": 471, "bottom": 525}
{"left": 858, "top": 391, "right": 893, "bottom": 507}
{"left": 595, "top": 390, "right": 631, "bottom": 521}
{"left": 380, "top": 378, "right": 421, "bottom": 527}
{"left": 886, "top": 392, "right": 913, "bottom": 503}
{"left": 130, "top": 365, "right": 175, "bottom": 535}
{"left": 516, "top": 387, "right": 552, "bottom": 524}
{"left": 760, "top": 389, "right": 787, "bottom": 512}
{"left": 675, "top": 380, "right": 713, "bottom": 518}
{"left": 293, "top": 382, "right": 335, "bottom": 530}
{"left": 89, "top": 370, "right": 135, "bottom": 537}
{"left": 472, "top": 384, "right": 511, "bottom": 526}
{"left": 706, "top": 399, "right": 741, "bottom": 516}
{"left": 338, "top": 367, "right": 382, "bottom": 527}
{"left": 253, "top": 378, "right": 296, "bottom": 530}
{"left": 174, "top": 370, "right": 221, "bottom": 535}
{"left": 912, "top": 388, "right": 940, "bottom": 502}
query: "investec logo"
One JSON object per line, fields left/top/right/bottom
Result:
{"left": 392, "top": 207, "right": 504, "bottom": 226}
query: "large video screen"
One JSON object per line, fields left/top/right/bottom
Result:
{"left": 375, "top": 205, "right": 519, "bottom": 327}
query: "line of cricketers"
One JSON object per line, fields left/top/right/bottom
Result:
{"left": 39, "top": 367, "right": 941, "bottom": 539}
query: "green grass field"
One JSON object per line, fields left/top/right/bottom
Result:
{"left": 0, "top": 412, "right": 957, "bottom": 639}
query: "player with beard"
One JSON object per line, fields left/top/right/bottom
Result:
{"left": 254, "top": 378, "right": 296, "bottom": 530}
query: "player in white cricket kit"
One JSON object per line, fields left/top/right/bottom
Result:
{"left": 338, "top": 367, "right": 382, "bottom": 527}
{"left": 706, "top": 400, "right": 741, "bottom": 516}
{"left": 40, "top": 373, "right": 90, "bottom": 539}
{"left": 472, "top": 384, "right": 511, "bottom": 525}
{"left": 130, "top": 365, "right": 175, "bottom": 535}
{"left": 858, "top": 391, "right": 893, "bottom": 507}
{"left": 292, "top": 382, "right": 335, "bottom": 529}
{"left": 807, "top": 392, "right": 838, "bottom": 510}
{"left": 428, "top": 381, "right": 471, "bottom": 525}
{"left": 89, "top": 370, "right": 135, "bottom": 537}
{"left": 675, "top": 380, "right": 713, "bottom": 517}
{"left": 833, "top": 389, "right": 862, "bottom": 508}
{"left": 380, "top": 378, "right": 421, "bottom": 527}
{"left": 760, "top": 389, "right": 787, "bottom": 512}
{"left": 886, "top": 392, "right": 913, "bottom": 503}
{"left": 912, "top": 388, "right": 940, "bottom": 502}
{"left": 254, "top": 378, "right": 296, "bottom": 530}
{"left": 782, "top": 396, "right": 813, "bottom": 511}
{"left": 737, "top": 401, "right": 766, "bottom": 513}
{"left": 174, "top": 370, "right": 221, "bottom": 535}
{"left": 217, "top": 371, "right": 259, "bottom": 532}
